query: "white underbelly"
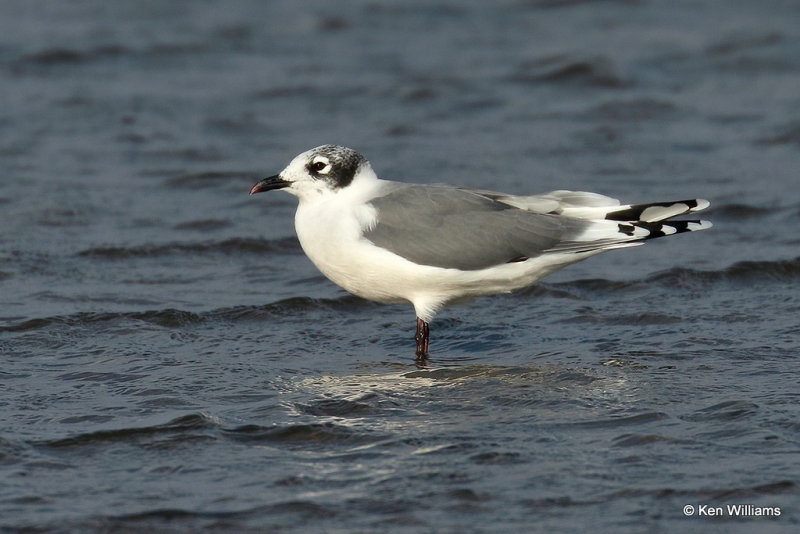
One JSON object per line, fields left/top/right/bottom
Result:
{"left": 297, "top": 205, "right": 590, "bottom": 303}
{"left": 294, "top": 201, "right": 413, "bottom": 303}
{"left": 292, "top": 194, "right": 599, "bottom": 320}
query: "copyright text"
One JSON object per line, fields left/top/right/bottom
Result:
{"left": 683, "top": 504, "right": 781, "bottom": 517}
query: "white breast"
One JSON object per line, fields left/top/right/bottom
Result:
{"left": 291, "top": 177, "right": 599, "bottom": 322}
{"left": 293, "top": 180, "right": 411, "bottom": 304}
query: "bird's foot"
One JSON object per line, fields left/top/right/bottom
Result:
{"left": 414, "top": 317, "right": 430, "bottom": 359}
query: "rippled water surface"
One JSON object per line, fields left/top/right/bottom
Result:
{"left": 1, "top": 1, "right": 799, "bottom": 532}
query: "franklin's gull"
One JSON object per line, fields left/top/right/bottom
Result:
{"left": 250, "top": 145, "right": 711, "bottom": 359}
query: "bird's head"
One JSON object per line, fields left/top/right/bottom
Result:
{"left": 250, "top": 145, "right": 370, "bottom": 202}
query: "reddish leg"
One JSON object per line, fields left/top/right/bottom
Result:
{"left": 414, "top": 317, "right": 430, "bottom": 358}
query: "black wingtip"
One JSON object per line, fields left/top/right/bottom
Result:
{"left": 633, "top": 220, "right": 713, "bottom": 240}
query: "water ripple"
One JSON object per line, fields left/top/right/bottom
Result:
{"left": 76, "top": 237, "right": 301, "bottom": 259}
{"left": 32, "top": 414, "right": 219, "bottom": 450}
{"left": 221, "top": 422, "right": 387, "bottom": 446}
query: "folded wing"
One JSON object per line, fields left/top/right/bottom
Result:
{"left": 364, "top": 184, "right": 711, "bottom": 271}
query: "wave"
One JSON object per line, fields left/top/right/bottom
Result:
{"left": 292, "top": 394, "right": 383, "bottom": 417}
{"left": 30, "top": 500, "right": 338, "bottom": 533}
{"left": 0, "top": 295, "right": 372, "bottom": 332}
{"left": 523, "top": 480, "right": 794, "bottom": 510}
{"left": 680, "top": 400, "right": 760, "bottom": 422}
{"left": 646, "top": 256, "right": 800, "bottom": 286}
{"left": 557, "top": 412, "right": 669, "bottom": 430}
{"left": 113, "top": 500, "right": 337, "bottom": 522}
{"left": 165, "top": 171, "right": 259, "bottom": 189}
{"left": 201, "top": 296, "right": 376, "bottom": 326}
{"left": 13, "top": 42, "right": 211, "bottom": 69}
{"left": 15, "top": 45, "right": 128, "bottom": 66}
{"left": 705, "top": 203, "right": 777, "bottom": 219}
{"left": 0, "top": 308, "right": 204, "bottom": 332}
{"left": 756, "top": 121, "right": 800, "bottom": 146}
{"left": 172, "top": 219, "right": 232, "bottom": 232}
{"left": 541, "top": 256, "right": 800, "bottom": 296}
{"left": 516, "top": 255, "right": 800, "bottom": 301}
{"left": 585, "top": 98, "right": 678, "bottom": 121}
{"left": 222, "top": 422, "right": 385, "bottom": 446}
{"left": 32, "top": 413, "right": 381, "bottom": 453}
{"left": 76, "top": 236, "right": 301, "bottom": 259}
{"left": 3, "top": 257, "right": 796, "bottom": 332}
{"left": 32, "top": 414, "right": 218, "bottom": 449}
{"left": 556, "top": 312, "right": 683, "bottom": 325}
{"left": 509, "top": 54, "right": 629, "bottom": 88}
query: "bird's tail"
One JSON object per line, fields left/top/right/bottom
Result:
{"left": 545, "top": 199, "right": 712, "bottom": 254}
{"left": 602, "top": 199, "right": 710, "bottom": 223}
{"left": 561, "top": 198, "right": 710, "bottom": 222}
{"left": 606, "top": 198, "right": 712, "bottom": 243}
{"left": 615, "top": 218, "right": 713, "bottom": 240}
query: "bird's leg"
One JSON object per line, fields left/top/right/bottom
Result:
{"left": 414, "top": 317, "right": 430, "bottom": 358}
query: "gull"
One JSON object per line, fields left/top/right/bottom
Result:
{"left": 250, "top": 145, "right": 711, "bottom": 359}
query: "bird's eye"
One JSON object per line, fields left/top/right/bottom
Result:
{"left": 310, "top": 161, "right": 328, "bottom": 173}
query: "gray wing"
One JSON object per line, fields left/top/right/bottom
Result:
{"left": 363, "top": 184, "right": 593, "bottom": 271}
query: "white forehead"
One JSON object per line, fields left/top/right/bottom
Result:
{"left": 286, "top": 151, "right": 329, "bottom": 171}
{"left": 280, "top": 145, "right": 367, "bottom": 192}
{"left": 292, "top": 147, "right": 318, "bottom": 163}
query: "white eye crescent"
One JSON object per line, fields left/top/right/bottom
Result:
{"left": 309, "top": 157, "right": 331, "bottom": 174}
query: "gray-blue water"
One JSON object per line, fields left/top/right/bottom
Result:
{"left": 1, "top": 1, "right": 799, "bottom": 532}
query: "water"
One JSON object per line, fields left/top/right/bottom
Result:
{"left": 1, "top": 0, "right": 799, "bottom": 532}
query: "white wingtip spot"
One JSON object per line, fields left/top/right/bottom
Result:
{"left": 640, "top": 205, "right": 685, "bottom": 222}
{"left": 688, "top": 220, "right": 713, "bottom": 231}
{"left": 692, "top": 199, "right": 710, "bottom": 211}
